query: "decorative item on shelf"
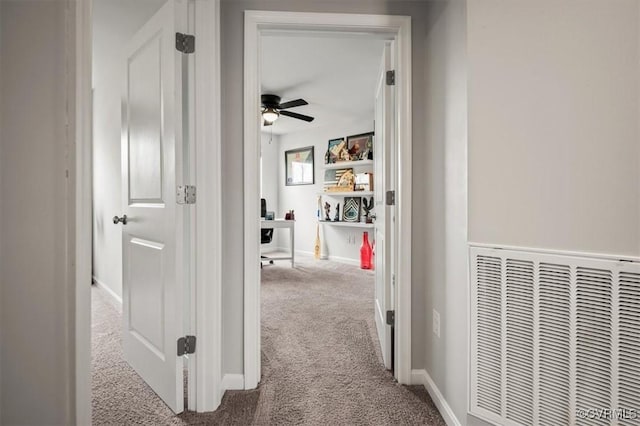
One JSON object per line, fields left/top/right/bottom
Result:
{"left": 360, "top": 231, "right": 373, "bottom": 269}
{"left": 333, "top": 203, "right": 340, "bottom": 222}
{"left": 355, "top": 172, "right": 373, "bottom": 191}
{"left": 362, "top": 197, "right": 374, "bottom": 223}
{"left": 324, "top": 168, "right": 355, "bottom": 192}
{"left": 284, "top": 210, "right": 295, "bottom": 220}
{"left": 346, "top": 132, "right": 374, "bottom": 161}
{"left": 338, "top": 147, "right": 351, "bottom": 162}
{"left": 343, "top": 197, "right": 362, "bottom": 222}
{"left": 323, "top": 168, "right": 340, "bottom": 190}
{"left": 336, "top": 169, "right": 355, "bottom": 191}
{"left": 324, "top": 201, "right": 331, "bottom": 221}
{"left": 327, "top": 138, "right": 346, "bottom": 164}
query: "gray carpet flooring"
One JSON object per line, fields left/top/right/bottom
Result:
{"left": 92, "top": 258, "right": 445, "bottom": 425}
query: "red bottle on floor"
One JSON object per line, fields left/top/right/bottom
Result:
{"left": 360, "top": 232, "right": 373, "bottom": 269}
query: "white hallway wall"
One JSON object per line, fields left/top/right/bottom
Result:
{"left": 277, "top": 119, "right": 375, "bottom": 263}
{"left": 0, "top": 1, "right": 74, "bottom": 423}
{"left": 422, "top": 0, "right": 469, "bottom": 423}
{"left": 468, "top": 0, "right": 640, "bottom": 257}
{"left": 93, "top": 64, "right": 124, "bottom": 299}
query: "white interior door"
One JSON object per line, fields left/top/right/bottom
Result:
{"left": 120, "top": 0, "right": 188, "bottom": 413}
{"left": 374, "top": 42, "right": 395, "bottom": 371}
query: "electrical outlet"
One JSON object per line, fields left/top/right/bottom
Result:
{"left": 433, "top": 309, "right": 440, "bottom": 338}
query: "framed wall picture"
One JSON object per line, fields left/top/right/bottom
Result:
{"left": 346, "top": 131, "right": 374, "bottom": 161}
{"left": 342, "top": 196, "right": 362, "bottom": 222}
{"left": 285, "top": 146, "right": 314, "bottom": 186}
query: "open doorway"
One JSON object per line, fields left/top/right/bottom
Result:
{"left": 257, "top": 32, "right": 388, "bottom": 413}
{"left": 91, "top": 0, "right": 199, "bottom": 420}
{"left": 243, "top": 11, "right": 414, "bottom": 404}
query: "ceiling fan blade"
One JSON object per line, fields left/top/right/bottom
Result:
{"left": 280, "top": 110, "right": 314, "bottom": 122}
{"left": 278, "top": 99, "right": 308, "bottom": 109}
{"left": 263, "top": 119, "right": 272, "bottom": 126}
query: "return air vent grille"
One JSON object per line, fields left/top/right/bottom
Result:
{"left": 470, "top": 246, "right": 640, "bottom": 426}
{"left": 619, "top": 271, "right": 640, "bottom": 426}
{"left": 475, "top": 255, "right": 503, "bottom": 416}
{"left": 538, "top": 262, "right": 571, "bottom": 426}
{"left": 575, "top": 267, "right": 613, "bottom": 424}
{"left": 505, "top": 259, "right": 534, "bottom": 425}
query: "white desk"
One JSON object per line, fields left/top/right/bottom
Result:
{"left": 261, "top": 219, "right": 295, "bottom": 267}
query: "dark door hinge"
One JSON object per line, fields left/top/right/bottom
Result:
{"left": 177, "top": 335, "right": 196, "bottom": 356}
{"left": 386, "top": 190, "right": 395, "bottom": 206}
{"left": 386, "top": 310, "right": 395, "bottom": 326}
{"left": 386, "top": 70, "right": 395, "bottom": 86}
{"left": 176, "top": 32, "right": 195, "bottom": 54}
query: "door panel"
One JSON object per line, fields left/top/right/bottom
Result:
{"left": 374, "top": 42, "right": 394, "bottom": 370}
{"left": 128, "top": 35, "right": 164, "bottom": 202}
{"left": 128, "top": 237, "right": 165, "bottom": 356}
{"left": 121, "top": 0, "right": 187, "bottom": 414}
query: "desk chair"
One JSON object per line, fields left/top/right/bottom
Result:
{"left": 261, "top": 198, "right": 274, "bottom": 268}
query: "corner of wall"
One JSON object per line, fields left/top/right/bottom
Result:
{"left": 411, "top": 369, "right": 462, "bottom": 426}
{"left": 422, "top": 0, "right": 469, "bottom": 424}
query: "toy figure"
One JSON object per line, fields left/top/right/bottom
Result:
{"left": 324, "top": 202, "right": 331, "bottom": 221}
{"left": 362, "top": 197, "right": 374, "bottom": 223}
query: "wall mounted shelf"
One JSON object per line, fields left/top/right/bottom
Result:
{"left": 318, "top": 191, "right": 374, "bottom": 197}
{"left": 322, "top": 159, "right": 373, "bottom": 170}
{"left": 318, "top": 221, "right": 374, "bottom": 229}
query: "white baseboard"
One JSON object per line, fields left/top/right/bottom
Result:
{"left": 222, "top": 374, "right": 245, "bottom": 390}
{"left": 326, "top": 255, "right": 359, "bottom": 266}
{"left": 270, "top": 247, "right": 360, "bottom": 266}
{"left": 411, "top": 369, "right": 461, "bottom": 426}
{"left": 92, "top": 276, "right": 122, "bottom": 307}
{"left": 294, "top": 249, "right": 314, "bottom": 258}
{"left": 294, "top": 249, "right": 359, "bottom": 266}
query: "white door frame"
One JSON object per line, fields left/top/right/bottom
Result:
{"left": 243, "top": 11, "right": 413, "bottom": 389}
{"left": 72, "top": 0, "right": 223, "bottom": 420}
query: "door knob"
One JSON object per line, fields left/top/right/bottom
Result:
{"left": 113, "top": 215, "right": 128, "bottom": 225}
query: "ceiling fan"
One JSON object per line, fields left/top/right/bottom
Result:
{"left": 261, "top": 94, "right": 315, "bottom": 126}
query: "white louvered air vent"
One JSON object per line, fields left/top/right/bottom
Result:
{"left": 619, "top": 271, "right": 640, "bottom": 426}
{"left": 575, "top": 267, "right": 613, "bottom": 425}
{"left": 470, "top": 246, "right": 640, "bottom": 426}
{"left": 505, "top": 259, "right": 534, "bottom": 425}
{"left": 476, "top": 255, "right": 503, "bottom": 415}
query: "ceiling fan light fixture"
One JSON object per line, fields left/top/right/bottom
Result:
{"left": 262, "top": 107, "right": 279, "bottom": 123}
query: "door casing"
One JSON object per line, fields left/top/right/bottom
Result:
{"left": 73, "top": 0, "right": 223, "bottom": 420}
{"left": 243, "top": 11, "right": 413, "bottom": 390}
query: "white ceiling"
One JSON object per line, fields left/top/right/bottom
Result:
{"left": 92, "top": 0, "right": 166, "bottom": 87}
{"left": 94, "top": 9, "right": 385, "bottom": 134}
{"left": 261, "top": 33, "right": 386, "bottom": 135}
